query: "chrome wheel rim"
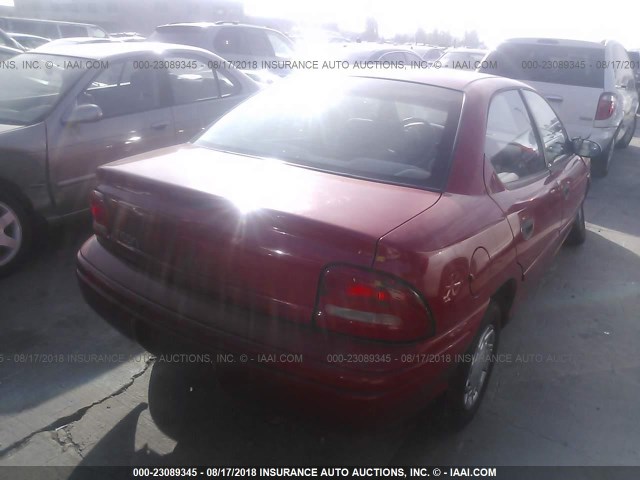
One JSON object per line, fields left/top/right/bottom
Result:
{"left": 0, "top": 201, "right": 23, "bottom": 267}
{"left": 463, "top": 325, "right": 496, "bottom": 410}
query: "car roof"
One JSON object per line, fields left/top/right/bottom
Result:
{"left": 0, "top": 16, "right": 102, "bottom": 28}
{"left": 8, "top": 32, "right": 48, "bottom": 39}
{"left": 156, "top": 22, "right": 273, "bottom": 32}
{"left": 501, "top": 37, "right": 604, "bottom": 49}
{"left": 32, "top": 41, "right": 211, "bottom": 59}
{"left": 0, "top": 45, "right": 23, "bottom": 55}
{"left": 348, "top": 68, "right": 517, "bottom": 92}
{"left": 333, "top": 42, "right": 422, "bottom": 58}
{"left": 443, "top": 48, "right": 488, "bottom": 54}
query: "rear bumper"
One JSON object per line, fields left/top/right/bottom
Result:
{"left": 565, "top": 124, "right": 617, "bottom": 149}
{"left": 77, "top": 236, "right": 482, "bottom": 420}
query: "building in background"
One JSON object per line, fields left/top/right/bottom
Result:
{"left": 8, "top": 0, "right": 244, "bottom": 34}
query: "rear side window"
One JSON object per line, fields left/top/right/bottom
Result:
{"left": 196, "top": 76, "right": 463, "bottom": 190}
{"left": 9, "top": 20, "right": 59, "bottom": 38}
{"left": 150, "top": 26, "right": 207, "bottom": 47}
{"left": 166, "top": 57, "right": 220, "bottom": 104}
{"left": 483, "top": 44, "right": 605, "bottom": 88}
{"left": 59, "top": 24, "right": 88, "bottom": 37}
{"left": 213, "top": 27, "right": 250, "bottom": 55}
{"left": 485, "top": 90, "right": 546, "bottom": 185}
{"left": 265, "top": 31, "right": 293, "bottom": 58}
{"left": 245, "top": 29, "right": 273, "bottom": 57}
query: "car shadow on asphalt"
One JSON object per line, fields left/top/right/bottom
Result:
{"left": 0, "top": 216, "right": 143, "bottom": 418}
{"left": 587, "top": 141, "right": 640, "bottom": 238}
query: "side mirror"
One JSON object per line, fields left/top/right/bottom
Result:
{"left": 63, "top": 104, "right": 103, "bottom": 124}
{"left": 571, "top": 137, "right": 602, "bottom": 158}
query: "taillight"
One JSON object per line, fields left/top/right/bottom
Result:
{"left": 314, "top": 265, "right": 433, "bottom": 342}
{"left": 595, "top": 93, "right": 616, "bottom": 120}
{"left": 90, "top": 190, "right": 109, "bottom": 235}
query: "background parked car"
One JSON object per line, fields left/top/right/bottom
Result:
{"left": 109, "top": 32, "right": 147, "bottom": 42}
{"left": 330, "top": 42, "right": 425, "bottom": 65}
{"left": 0, "top": 42, "right": 258, "bottom": 276}
{"left": 40, "top": 37, "right": 121, "bottom": 48}
{"left": 7, "top": 33, "right": 50, "bottom": 50}
{"left": 411, "top": 45, "right": 446, "bottom": 63}
{"left": 627, "top": 49, "right": 640, "bottom": 97}
{"left": 480, "top": 38, "right": 639, "bottom": 177}
{"left": 0, "top": 17, "right": 109, "bottom": 40}
{"left": 77, "top": 70, "right": 599, "bottom": 431}
{"left": 0, "top": 45, "right": 22, "bottom": 61}
{"left": 148, "top": 22, "right": 296, "bottom": 76}
{"left": 0, "top": 27, "right": 25, "bottom": 51}
{"left": 437, "top": 48, "right": 488, "bottom": 70}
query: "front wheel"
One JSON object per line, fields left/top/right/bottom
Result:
{"left": 565, "top": 202, "right": 586, "bottom": 246}
{"left": 446, "top": 301, "right": 500, "bottom": 429}
{"left": 0, "top": 193, "right": 32, "bottom": 277}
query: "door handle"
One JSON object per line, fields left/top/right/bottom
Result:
{"left": 521, "top": 218, "right": 535, "bottom": 240}
{"left": 151, "top": 122, "right": 169, "bottom": 130}
{"left": 545, "top": 95, "right": 563, "bottom": 102}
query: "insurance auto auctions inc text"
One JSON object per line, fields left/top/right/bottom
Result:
{"left": 233, "top": 467, "right": 497, "bottom": 477}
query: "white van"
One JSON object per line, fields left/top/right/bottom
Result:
{"left": 0, "top": 17, "right": 108, "bottom": 40}
{"left": 480, "top": 38, "right": 639, "bottom": 177}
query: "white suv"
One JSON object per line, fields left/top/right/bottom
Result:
{"left": 481, "top": 38, "right": 639, "bottom": 177}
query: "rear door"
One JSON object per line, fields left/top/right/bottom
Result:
{"left": 484, "top": 43, "right": 605, "bottom": 139}
{"left": 166, "top": 54, "right": 251, "bottom": 143}
{"left": 48, "top": 57, "right": 175, "bottom": 214}
{"left": 485, "top": 90, "right": 563, "bottom": 277}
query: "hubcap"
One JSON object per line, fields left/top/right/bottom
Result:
{"left": 463, "top": 325, "right": 496, "bottom": 410}
{"left": 0, "top": 201, "right": 23, "bottom": 267}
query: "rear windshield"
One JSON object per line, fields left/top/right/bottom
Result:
{"left": 483, "top": 44, "right": 605, "bottom": 88}
{"left": 149, "top": 26, "right": 205, "bottom": 46}
{"left": 196, "top": 75, "right": 463, "bottom": 190}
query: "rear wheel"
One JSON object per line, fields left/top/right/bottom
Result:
{"left": 592, "top": 138, "right": 615, "bottom": 178}
{"left": 446, "top": 301, "right": 500, "bottom": 429}
{"left": 616, "top": 116, "right": 636, "bottom": 149}
{"left": 148, "top": 361, "right": 217, "bottom": 440}
{"left": 0, "top": 193, "right": 32, "bottom": 277}
{"left": 565, "top": 202, "right": 586, "bottom": 246}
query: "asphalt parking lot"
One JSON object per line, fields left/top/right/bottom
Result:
{"left": 1, "top": 135, "right": 639, "bottom": 469}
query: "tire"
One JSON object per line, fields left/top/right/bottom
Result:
{"left": 446, "top": 301, "right": 501, "bottom": 429}
{"left": 564, "top": 202, "right": 587, "bottom": 246}
{"left": 0, "top": 192, "right": 32, "bottom": 278}
{"left": 615, "top": 116, "right": 636, "bottom": 149}
{"left": 592, "top": 138, "right": 615, "bottom": 178}
{"left": 147, "top": 361, "right": 217, "bottom": 440}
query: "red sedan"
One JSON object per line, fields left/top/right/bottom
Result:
{"left": 77, "top": 70, "right": 599, "bottom": 427}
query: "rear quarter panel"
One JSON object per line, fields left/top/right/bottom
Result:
{"left": 374, "top": 194, "right": 519, "bottom": 337}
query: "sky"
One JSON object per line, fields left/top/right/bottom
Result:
{"left": 243, "top": 0, "right": 640, "bottom": 49}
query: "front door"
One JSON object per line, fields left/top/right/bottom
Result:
{"left": 47, "top": 58, "right": 175, "bottom": 214}
{"left": 484, "top": 90, "right": 563, "bottom": 278}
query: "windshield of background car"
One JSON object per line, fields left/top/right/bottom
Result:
{"left": 195, "top": 75, "right": 464, "bottom": 190}
{"left": 440, "top": 51, "right": 486, "bottom": 67}
{"left": 485, "top": 44, "right": 605, "bottom": 88}
{"left": 0, "top": 54, "right": 87, "bottom": 125}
